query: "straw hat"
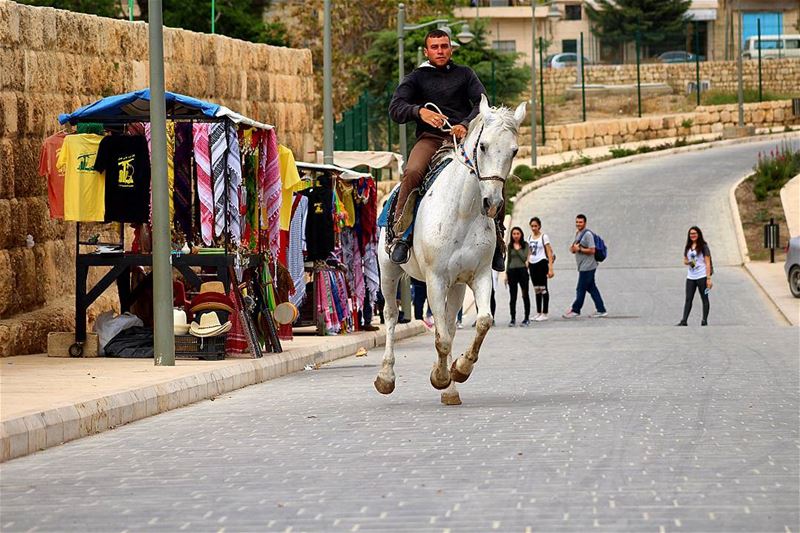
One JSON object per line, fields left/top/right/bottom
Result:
{"left": 189, "top": 312, "right": 232, "bottom": 338}
{"left": 173, "top": 308, "right": 190, "bottom": 335}
{"left": 199, "top": 281, "right": 225, "bottom": 294}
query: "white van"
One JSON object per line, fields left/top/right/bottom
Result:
{"left": 742, "top": 34, "right": 800, "bottom": 59}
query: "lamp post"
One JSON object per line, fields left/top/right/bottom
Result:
{"left": 323, "top": 0, "right": 333, "bottom": 164}
{"left": 396, "top": 3, "right": 474, "bottom": 161}
{"left": 531, "top": 2, "right": 537, "bottom": 166}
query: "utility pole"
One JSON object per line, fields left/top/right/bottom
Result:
{"left": 148, "top": 0, "right": 175, "bottom": 366}
{"left": 736, "top": 1, "right": 744, "bottom": 127}
{"left": 323, "top": 0, "right": 333, "bottom": 164}
{"left": 397, "top": 3, "right": 408, "bottom": 161}
{"left": 530, "top": 2, "right": 537, "bottom": 166}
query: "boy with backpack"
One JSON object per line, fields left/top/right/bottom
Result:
{"left": 563, "top": 214, "right": 608, "bottom": 319}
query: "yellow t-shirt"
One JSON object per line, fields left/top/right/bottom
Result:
{"left": 278, "top": 144, "right": 301, "bottom": 230}
{"left": 56, "top": 134, "right": 105, "bottom": 221}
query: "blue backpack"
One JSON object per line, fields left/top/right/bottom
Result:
{"left": 577, "top": 230, "right": 608, "bottom": 262}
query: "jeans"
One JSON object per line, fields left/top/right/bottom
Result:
{"left": 571, "top": 269, "right": 606, "bottom": 314}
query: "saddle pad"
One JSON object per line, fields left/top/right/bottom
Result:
{"left": 377, "top": 157, "right": 454, "bottom": 231}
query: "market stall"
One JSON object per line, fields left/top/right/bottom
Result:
{"left": 44, "top": 90, "right": 285, "bottom": 358}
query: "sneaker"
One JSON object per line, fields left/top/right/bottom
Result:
{"left": 509, "top": 319, "right": 516, "bottom": 327}
{"left": 362, "top": 324, "right": 380, "bottom": 332}
{"left": 701, "top": 320, "right": 708, "bottom": 326}
{"left": 390, "top": 240, "right": 410, "bottom": 264}
{"left": 589, "top": 311, "right": 608, "bottom": 318}
{"left": 521, "top": 319, "right": 530, "bottom": 327}
{"left": 676, "top": 321, "right": 687, "bottom": 326}
{"left": 562, "top": 310, "right": 580, "bottom": 319}
{"left": 535, "top": 314, "right": 549, "bottom": 322}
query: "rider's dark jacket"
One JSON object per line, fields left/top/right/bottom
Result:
{"left": 389, "top": 60, "right": 486, "bottom": 139}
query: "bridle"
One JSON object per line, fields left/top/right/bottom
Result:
{"left": 424, "top": 103, "right": 505, "bottom": 183}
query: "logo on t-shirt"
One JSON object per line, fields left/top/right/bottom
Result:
{"left": 314, "top": 202, "right": 324, "bottom": 214}
{"left": 117, "top": 156, "right": 135, "bottom": 188}
{"left": 76, "top": 153, "right": 94, "bottom": 172}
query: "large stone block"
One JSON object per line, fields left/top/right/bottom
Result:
{"left": 0, "top": 250, "right": 11, "bottom": 316}
{"left": 0, "top": 91, "right": 17, "bottom": 136}
{"left": 0, "top": 48, "right": 25, "bottom": 92}
{"left": 13, "top": 138, "right": 44, "bottom": 198}
{"left": 0, "top": 139, "right": 15, "bottom": 199}
{"left": 19, "top": 4, "right": 45, "bottom": 51}
{"left": 0, "top": 1, "right": 21, "bottom": 47}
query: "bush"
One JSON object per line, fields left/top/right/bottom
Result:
{"left": 513, "top": 164, "right": 535, "bottom": 182}
{"left": 752, "top": 141, "right": 800, "bottom": 201}
{"left": 701, "top": 89, "right": 792, "bottom": 106}
{"left": 609, "top": 146, "right": 636, "bottom": 158}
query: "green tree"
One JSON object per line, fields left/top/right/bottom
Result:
{"left": 19, "top": 0, "right": 117, "bottom": 17}
{"left": 585, "top": 0, "right": 691, "bottom": 50}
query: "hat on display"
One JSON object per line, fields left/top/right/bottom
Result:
{"left": 199, "top": 281, "right": 225, "bottom": 294}
{"left": 189, "top": 311, "right": 232, "bottom": 338}
{"left": 173, "top": 308, "right": 190, "bottom": 335}
{"left": 189, "top": 291, "right": 235, "bottom": 315}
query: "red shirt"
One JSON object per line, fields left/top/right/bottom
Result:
{"left": 38, "top": 132, "right": 67, "bottom": 219}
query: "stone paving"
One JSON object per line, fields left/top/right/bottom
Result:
{"left": 1, "top": 140, "right": 798, "bottom": 532}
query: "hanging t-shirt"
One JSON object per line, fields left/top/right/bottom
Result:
{"left": 528, "top": 233, "right": 551, "bottom": 264}
{"left": 304, "top": 180, "right": 334, "bottom": 261}
{"left": 56, "top": 133, "right": 105, "bottom": 221}
{"left": 38, "top": 131, "right": 67, "bottom": 219}
{"left": 94, "top": 135, "right": 151, "bottom": 223}
{"left": 278, "top": 144, "right": 301, "bottom": 231}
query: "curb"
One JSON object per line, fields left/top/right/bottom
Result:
{"left": 0, "top": 322, "right": 426, "bottom": 463}
{"left": 741, "top": 263, "right": 793, "bottom": 326}
{"left": 513, "top": 131, "right": 800, "bottom": 204}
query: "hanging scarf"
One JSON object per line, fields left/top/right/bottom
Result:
{"left": 192, "top": 123, "right": 214, "bottom": 245}
{"left": 173, "top": 122, "right": 193, "bottom": 239}
{"left": 264, "top": 129, "right": 282, "bottom": 256}
{"left": 225, "top": 123, "right": 242, "bottom": 245}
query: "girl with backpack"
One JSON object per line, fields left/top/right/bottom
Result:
{"left": 528, "top": 217, "right": 555, "bottom": 321}
{"left": 678, "top": 226, "right": 713, "bottom": 326}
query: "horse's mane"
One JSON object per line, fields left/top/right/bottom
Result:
{"left": 466, "top": 105, "right": 520, "bottom": 139}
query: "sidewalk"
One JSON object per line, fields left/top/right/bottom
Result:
{"left": 0, "top": 322, "right": 427, "bottom": 462}
{"left": 745, "top": 261, "right": 799, "bottom": 326}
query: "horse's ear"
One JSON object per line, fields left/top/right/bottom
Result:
{"left": 514, "top": 101, "right": 527, "bottom": 128}
{"left": 479, "top": 94, "right": 491, "bottom": 117}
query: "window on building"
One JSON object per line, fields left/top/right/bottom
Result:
{"left": 492, "top": 40, "right": 516, "bottom": 53}
{"left": 562, "top": 39, "right": 577, "bottom": 54}
{"left": 785, "top": 39, "right": 800, "bottom": 50}
{"left": 564, "top": 4, "right": 582, "bottom": 20}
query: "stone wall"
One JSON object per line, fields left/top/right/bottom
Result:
{"left": 0, "top": 1, "right": 316, "bottom": 356}
{"left": 542, "top": 58, "right": 800, "bottom": 98}
{"left": 540, "top": 100, "right": 798, "bottom": 153}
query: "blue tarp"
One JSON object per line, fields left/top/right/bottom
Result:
{"left": 58, "top": 89, "right": 221, "bottom": 125}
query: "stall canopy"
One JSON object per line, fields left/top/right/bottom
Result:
{"left": 58, "top": 89, "right": 272, "bottom": 130}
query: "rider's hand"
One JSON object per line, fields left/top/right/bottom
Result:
{"left": 419, "top": 107, "right": 448, "bottom": 129}
{"left": 451, "top": 124, "right": 467, "bottom": 140}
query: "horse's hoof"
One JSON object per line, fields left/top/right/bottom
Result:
{"left": 430, "top": 370, "right": 452, "bottom": 390}
{"left": 441, "top": 392, "right": 462, "bottom": 406}
{"left": 374, "top": 376, "right": 395, "bottom": 395}
{"left": 450, "top": 360, "right": 471, "bottom": 383}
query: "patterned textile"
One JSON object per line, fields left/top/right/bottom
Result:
{"left": 264, "top": 129, "right": 282, "bottom": 256}
{"left": 166, "top": 121, "right": 175, "bottom": 222}
{"left": 173, "top": 122, "right": 193, "bottom": 239}
{"left": 225, "top": 281, "right": 249, "bottom": 355}
{"left": 242, "top": 130, "right": 258, "bottom": 249}
{"left": 192, "top": 123, "right": 214, "bottom": 245}
{"left": 363, "top": 241, "right": 379, "bottom": 302}
{"left": 210, "top": 122, "right": 227, "bottom": 239}
{"left": 256, "top": 131, "right": 269, "bottom": 250}
{"left": 225, "top": 124, "right": 242, "bottom": 245}
{"left": 358, "top": 178, "right": 378, "bottom": 251}
{"left": 288, "top": 195, "right": 307, "bottom": 307}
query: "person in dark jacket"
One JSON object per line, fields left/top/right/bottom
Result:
{"left": 388, "top": 28, "right": 496, "bottom": 266}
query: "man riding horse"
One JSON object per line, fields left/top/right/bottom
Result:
{"left": 388, "top": 28, "right": 505, "bottom": 271}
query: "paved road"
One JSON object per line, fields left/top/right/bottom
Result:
{"left": 2, "top": 140, "right": 798, "bottom": 532}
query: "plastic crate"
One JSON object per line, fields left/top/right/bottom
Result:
{"left": 174, "top": 334, "right": 226, "bottom": 361}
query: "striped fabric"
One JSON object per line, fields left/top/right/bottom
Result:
{"left": 264, "top": 129, "right": 282, "bottom": 256}
{"left": 225, "top": 124, "right": 242, "bottom": 245}
{"left": 192, "top": 123, "right": 214, "bottom": 245}
{"left": 210, "top": 122, "right": 227, "bottom": 239}
{"left": 173, "top": 122, "right": 193, "bottom": 239}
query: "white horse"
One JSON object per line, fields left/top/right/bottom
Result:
{"left": 375, "top": 95, "right": 527, "bottom": 405}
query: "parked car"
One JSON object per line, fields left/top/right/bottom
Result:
{"left": 742, "top": 34, "right": 800, "bottom": 59}
{"left": 545, "top": 53, "right": 592, "bottom": 69}
{"left": 785, "top": 236, "right": 800, "bottom": 298}
{"left": 658, "top": 51, "right": 705, "bottom": 63}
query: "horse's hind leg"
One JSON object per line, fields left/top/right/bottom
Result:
{"left": 452, "top": 272, "right": 493, "bottom": 383}
{"left": 426, "top": 278, "right": 453, "bottom": 392}
{"left": 374, "top": 246, "right": 402, "bottom": 395}
{"left": 441, "top": 283, "right": 466, "bottom": 406}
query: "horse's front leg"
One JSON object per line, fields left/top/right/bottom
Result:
{"left": 374, "top": 243, "right": 402, "bottom": 395}
{"left": 426, "top": 277, "right": 453, "bottom": 392}
{"left": 452, "top": 272, "right": 493, "bottom": 383}
{"left": 440, "top": 283, "right": 466, "bottom": 406}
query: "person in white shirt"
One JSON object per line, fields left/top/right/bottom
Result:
{"left": 527, "top": 217, "right": 555, "bottom": 321}
{"left": 678, "top": 226, "right": 713, "bottom": 326}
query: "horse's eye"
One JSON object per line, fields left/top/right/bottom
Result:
{"left": 479, "top": 142, "right": 487, "bottom": 152}
{"left": 511, "top": 147, "right": 519, "bottom": 156}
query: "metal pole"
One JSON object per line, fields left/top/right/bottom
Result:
{"left": 580, "top": 31, "right": 586, "bottom": 122}
{"left": 539, "top": 36, "right": 545, "bottom": 145}
{"left": 635, "top": 29, "right": 642, "bottom": 118}
{"left": 397, "top": 3, "right": 407, "bottom": 162}
{"left": 148, "top": 0, "right": 174, "bottom": 366}
{"left": 211, "top": 0, "right": 215, "bottom": 34}
{"left": 695, "top": 24, "right": 701, "bottom": 106}
{"left": 530, "top": 2, "right": 537, "bottom": 166}
{"left": 323, "top": 0, "right": 333, "bottom": 164}
{"left": 737, "top": 4, "right": 744, "bottom": 127}
{"left": 128, "top": 0, "right": 133, "bottom": 21}
{"left": 757, "top": 18, "right": 762, "bottom": 102}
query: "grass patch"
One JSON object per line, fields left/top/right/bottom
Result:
{"left": 752, "top": 140, "right": 800, "bottom": 200}
{"left": 700, "top": 89, "right": 792, "bottom": 106}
